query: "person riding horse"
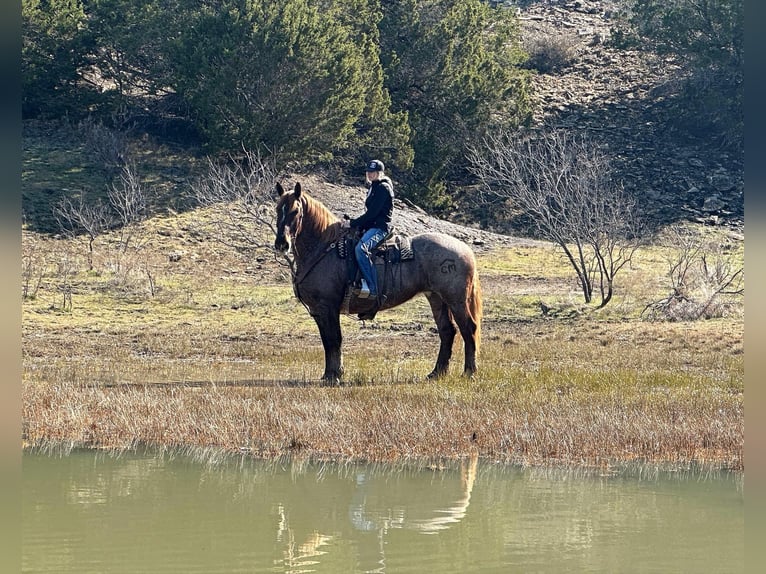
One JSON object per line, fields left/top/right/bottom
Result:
{"left": 275, "top": 180, "right": 482, "bottom": 382}
{"left": 341, "top": 160, "right": 394, "bottom": 301}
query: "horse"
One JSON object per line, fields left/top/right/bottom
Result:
{"left": 273, "top": 181, "right": 482, "bottom": 383}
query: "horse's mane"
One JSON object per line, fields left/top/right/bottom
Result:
{"left": 301, "top": 191, "right": 342, "bottom": 244}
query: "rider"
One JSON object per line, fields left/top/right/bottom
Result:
{"left": 342, "top": 159, "right": 394, "bottom": 299}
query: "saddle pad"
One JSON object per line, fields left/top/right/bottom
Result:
{"left": 336, "top": 234, "right": 414, "bottom": 262}
{"left": 374, "top": 234, "right": 414, "bottom": 263}
{"left": 395, "top": 235, "right": 414, "bottom": 261}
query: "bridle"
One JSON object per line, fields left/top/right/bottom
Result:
{"left": 275, "top": 196, "right": 304, "bottom": 256}
{"left": 274, "top": 193, "right": 341, "bottom": 310}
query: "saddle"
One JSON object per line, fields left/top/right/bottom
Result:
{"left": 336, "top": 230, "right": 414, "bottom": 316}
{"left": 337, "top": 230, "right": 413, "bottom": 278}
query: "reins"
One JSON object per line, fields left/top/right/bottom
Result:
{"left": 288, "top": 229, "right": 347, "bottom": 311}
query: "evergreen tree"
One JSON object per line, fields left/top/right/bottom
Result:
{"left": 312, "top": 0, "right": 413, "bottom": 172}
{"left": 379, "top": 0, "right": 530, "bottom": 207}
{"left": 22, "top": 0, "right": 92, "bottom": 117}
{"left": 83, "top": 0, "right": 173, "bottom": 104}
{"left": 157, "top": 0, "right": 367, "bottom": 158}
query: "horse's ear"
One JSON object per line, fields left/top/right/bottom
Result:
{"left": 294, "top": 182, "right": 302, "bottom": 199}
{"left": 275, "top": 182, "right": 285, "bottom": 197}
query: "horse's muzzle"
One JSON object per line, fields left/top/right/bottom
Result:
{"left": 274, "top": 236, "right": 289, "bottom": 253}
{"left": 274, "top": 227, "right": 292, "bottom": 253}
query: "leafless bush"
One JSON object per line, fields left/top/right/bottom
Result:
{"left": 53, "top": 193, "right": 110, "bottom": 271}
{"left": 108, "top": 163, "right": 149, "bottom": 255}
{"left": 102, "top": 163, "right": 159, "bottom": 297}
{"left": 522, "top": 23, "right": 579, "bottom": 74}
{"left": 78, "top": 118, "right": 129, "bottom": 178}
{"left": 54, "top": 253, "right": 76, "bottom": 311}
{"left": 53, "top": 162, "right": 156, "bottom": 297}
{"left": 468, "top": 128, "right": 644, "bottom": 308}
{"left": 191, "top": 148, "right": 278, "bottom": 256}
{"left": 22, "top": 239, "right": 46, "bottom": 300}
{"left": 54, "top": 163, "right": 149, "bottom": 260}
{"left": 642, "top": 225, "right": 744, "bottom": 321}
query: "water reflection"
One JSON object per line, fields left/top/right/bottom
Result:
{"left": 267, "top": 455, "right": 479, "bottom": 573}
{"left": 349, "top": 455, "right": 478, "bottom": 535}
{"left": 23, "top": 449, "right": 743, "bottom": 573}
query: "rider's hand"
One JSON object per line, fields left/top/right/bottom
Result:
{"left": 341, "top": 219, "right": 350, "bottom": 229}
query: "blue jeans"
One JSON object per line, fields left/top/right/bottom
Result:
{"left": 355, "top": 228, "right": 386, "bottom": 296}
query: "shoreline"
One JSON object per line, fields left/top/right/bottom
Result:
{"left": 23, "top": 374, "right": 743, "bottom": 471}
{"left": 23, "top": 441, "right": 744, "bottom": 481}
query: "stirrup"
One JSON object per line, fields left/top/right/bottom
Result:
{"left": 357, "top": 294, "right": 385, "bottom": 321}
{"left": 357, "top": 279, "right": 371, "bottom": 299}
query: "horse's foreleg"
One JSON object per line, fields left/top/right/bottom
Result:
{"left": 426, "top": 294, "right": 456, "bottom": 379}
{"left": 312, "top": 310, "right": 343, "bottom": 384}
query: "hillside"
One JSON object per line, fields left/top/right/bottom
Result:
{"left": 320, "top": 0, "right": 743, "bottom": 236}
{"left": 21, "top": 1, "right": 743, "bottom": 240}
{"left": 516, "top": 0, "right": 743, "bottom": 230}
{"left": 236, "top": 1, "right": 745, "bottom": 236}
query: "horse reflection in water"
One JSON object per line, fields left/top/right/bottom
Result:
{"left": 274, "top": 454, "right": 479, "bottom": 573}
{"left": 349, "top": 453, "right": 479, "bottom": 535}
{"left": 276, "top": 503, "right": 334, "bottom": 571}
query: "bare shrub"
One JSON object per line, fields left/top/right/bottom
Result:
{"left": 54, "top": 163, "right": 149, "bottom": 259}
{"left": 191, "top": 148, "right": 278, "bottom": 257}
{"left": 55, "top": 117, "right": 148, "bottom": 274}
{"left": 522, "top": 23, "right": 579, "bottom": 74}
{"left": 108, "top": 163, "right": 148, "bottom": 253}
{"left": 643, "top": 225, "right": 744, "bottom": 321}
{"left": 468, "top": 128, "right": 644, "bottom": 308}
{"left": 102, "top": 163, "right": 159, "bottom": 296}
{"left": 53, "top": 193, "right": 110, "bottom": 271}
{"left": 52, "top": 251, "right": 77, "bottom": 312}
{"left": 78, "top": 118, "right": 129, "bottom": 178}
{"left": 22, "top": 236, "right": 46, "bottom": 300}
{"left": 53, "top": 162, "right": 156, "bottom": 297}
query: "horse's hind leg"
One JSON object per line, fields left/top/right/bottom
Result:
{"left": 426, "top": 293, "right": 457, "bottom": 379}
{"left": 449, "top": 303, "right": 478, "bottom": 377}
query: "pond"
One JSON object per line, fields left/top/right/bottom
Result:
{"left": 23, "top": 449, "right": 743, "bottom": 573}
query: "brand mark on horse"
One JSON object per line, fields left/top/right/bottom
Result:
{"left": 440, "top": 259, "right": 456, "bottom": 274}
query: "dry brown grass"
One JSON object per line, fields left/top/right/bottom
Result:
{"left": 23, "top": 363, "right": 741, "bottom": 468}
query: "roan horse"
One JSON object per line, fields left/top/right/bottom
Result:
{"left": 274, "top": 181, "right": 482, "bottom": 383}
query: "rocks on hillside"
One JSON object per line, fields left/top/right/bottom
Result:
{"left": 511, "top": 0, "right": 743, "bottom": 229}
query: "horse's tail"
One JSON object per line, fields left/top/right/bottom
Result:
{"left": 468, "top": 266, "right": 483, "bottom": 354}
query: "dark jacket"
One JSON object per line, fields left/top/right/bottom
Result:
{"left": 350, "top": 176, "right": 394, "bottom": 233}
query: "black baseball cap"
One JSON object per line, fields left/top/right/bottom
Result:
{"left": 365, "top": 159, "right": 384, "bottom": 172}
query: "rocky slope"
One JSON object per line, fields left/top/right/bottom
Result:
{"left": 513, "top": 0, "right": 743, "bottom": 231}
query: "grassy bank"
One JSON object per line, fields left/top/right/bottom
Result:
{"left": 22, "top": 213, "right": 744, "bottom": 469}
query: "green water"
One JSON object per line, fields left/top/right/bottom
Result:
{"left": 22, "top": 450, "right": 743, "bottom": 573}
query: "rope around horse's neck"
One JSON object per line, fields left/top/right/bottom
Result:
{"left": 288, "top": 233, "right": 341, "bottom": 308}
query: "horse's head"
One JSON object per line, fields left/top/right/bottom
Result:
{"left": 274, "top": 181, "right": 304, "bottom": 254}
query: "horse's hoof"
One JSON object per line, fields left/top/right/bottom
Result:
{"left": 426, "top": 369, "right": 446, "bottom": 380}
{"left": 321, "top": 375, "right": 342, "bottom": 386}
